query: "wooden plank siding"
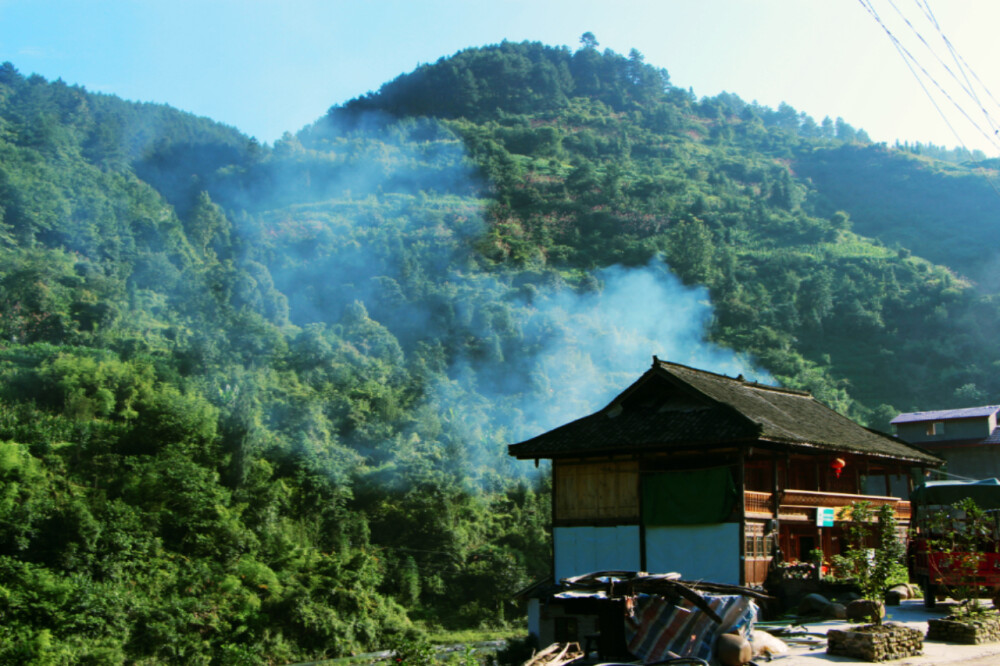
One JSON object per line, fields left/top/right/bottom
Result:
{"left": 554, "top": 460, "right": 639, "bottom": 523}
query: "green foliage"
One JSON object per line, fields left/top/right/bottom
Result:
{"left": 387, "top": 629, "right": 437, "bottom": 666}
{"left": 2, "top": 37, "right": 1000, "bottom": 662}
{"left": 832, "top": 502, "right": 906, "bottom": 625}
{"left": 928, "top": 498, "right": 994, "bottom": 617}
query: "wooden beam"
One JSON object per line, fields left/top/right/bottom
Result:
{"left": 738, "top": 447, "right": 747, "bottom": 586}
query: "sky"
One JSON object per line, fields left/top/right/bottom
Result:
{"left": 2, "top": 0, "right": 1000, "bottom": 155}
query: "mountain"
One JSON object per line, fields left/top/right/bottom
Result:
{"left": 1, "top": 39, "right": 999, "bottom": 662}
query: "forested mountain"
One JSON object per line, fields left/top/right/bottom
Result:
{"left": 2, "top": 38, "right": 1000, "bottom": 663}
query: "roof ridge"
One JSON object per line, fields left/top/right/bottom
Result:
{"left": 654, "top": 356, "right": 808, "bottom": 397}
{"left": 892, "top": 404, "right": 1000, "bottom": 424}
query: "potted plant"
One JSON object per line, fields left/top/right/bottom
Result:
{"left": 826, "top": 502, "right": 924, "bottom": 662}
{"left": 925, "top": 498, "right": 1000, "bottom": 644}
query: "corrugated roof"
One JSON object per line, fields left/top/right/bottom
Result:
{"left": 508, "top": 358, "right": 942, "bottom": 465}
{"left": 891, "top": 405, "right": 1000, "bottom": 425}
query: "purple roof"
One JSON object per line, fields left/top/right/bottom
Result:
{"left": 892, "top": 405, "right": 1000, "bottom": 425}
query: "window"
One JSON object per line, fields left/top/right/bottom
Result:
{"left": 926, "top": 421, "right": 945, "bottom": 436}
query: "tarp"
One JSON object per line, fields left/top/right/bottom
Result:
{"left": 911, "top": 479, "right": 1000, "bottom": 512}
{"left": 642, "top": 467, "right": 736, "bottom": 525}
{"left": 624, "top": 593, "right": 756, "bottom": 664}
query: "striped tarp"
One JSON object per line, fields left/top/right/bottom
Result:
{"left": 624, "top": 593, "right": 757, "bottom": 664}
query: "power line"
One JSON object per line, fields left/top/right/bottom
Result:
{"left": 858, "top": 0, "right": 1000, "bottom": 201}
{"left": 916, "top": 0, "right": 1000, "bottom": 122}
{"left": 857, "top": 0, "right": 990, "bottom": 152}
{"left": 858, "top": 0, "right": 1000, "bottom": 151}
{"left": 887, "top": 0, "right": 1000, "bottom": 138}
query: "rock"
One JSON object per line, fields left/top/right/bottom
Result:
{"left": 885, "top": 584, "right": 914, "bottom": 605}
{"left": 798, "top": 592, "right": 833, "bottom": 616}
{"left": 825, "top": 602, "right": 847, "bottom": 620}
{"left": 716, "top": 633, "right": 753, "bottom": 666}
{"left": 846, "top": 599, "right": 885, "bottom": 622}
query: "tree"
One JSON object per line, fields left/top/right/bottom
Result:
{"left": 928, "top": 498, "right": 992, "bottom": 617}
{"left": 833, "top": 502, "right": 906, "bottom": 625}
{"left": 666, "top": 217, "right": 715, "bottom": 284}
{"left": 579, "top": 32, "right": 599, "bottom": 50}
{"left": 821, "top": 116, "right": 835, "bottom": 139}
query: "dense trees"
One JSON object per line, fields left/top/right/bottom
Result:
{"left": 1, "top": 37, "right": 1000, "bottom": 662}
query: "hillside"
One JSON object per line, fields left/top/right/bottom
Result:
{"left": 336, "top": 40, "right": 1000, "bottom": 416}
{"left": 1, "top": 39, "right": 1000, "bottom": 662}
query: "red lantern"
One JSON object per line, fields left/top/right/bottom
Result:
{"left": 831, "top": 458, "right": 846, "bottom": 478}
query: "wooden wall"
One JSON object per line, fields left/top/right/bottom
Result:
{"left": 554, "top": 460, "right": 639, "bottom": 523}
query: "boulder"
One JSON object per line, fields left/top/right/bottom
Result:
{"left": 886, "top": 584, "right": 914, "bottom": 605}
{"left": 716, "top": 633, "right": 753, "bottom": 666}
{"left": 798, "top": 592, "right": 833, "bottom": 616}
{"left": 824, "top": 602, "right": 847, "bottom": 620}
{"left": 846, "top": 598, "right": 885, "bottom": 622}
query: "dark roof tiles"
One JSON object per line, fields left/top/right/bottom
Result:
{"left": 509, "top": 359, "right": 942, "bottom": 465}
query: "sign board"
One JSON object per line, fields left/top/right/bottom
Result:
{"left": 817, "top": 507, "right": 835, "bottom": 527}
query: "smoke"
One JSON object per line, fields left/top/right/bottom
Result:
{"left": 433, "top": 262, "right": 771, "bottom": 476}
{"left": 511, "top": 263, "right": 769, "bottom": 435}
{"left": 211, "top": 111, "right": 770, "bottom": 479}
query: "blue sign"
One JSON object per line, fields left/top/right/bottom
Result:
{"left": 817, "top": 507, "right": 835, "bottom": 527}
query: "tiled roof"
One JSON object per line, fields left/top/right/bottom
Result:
{"left": 508, "top": 358, "right": 942, "bottom": 465}
{"left": 891, "top": 405, "right": 1000, "bottom": 425}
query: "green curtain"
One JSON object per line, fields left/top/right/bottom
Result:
{"left": 642, "top": 467, "right": 737, "bottom": 525}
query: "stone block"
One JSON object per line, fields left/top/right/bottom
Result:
{"left": 927, "top": 615, "right": 1000, "bottom": 645}
{"left": 827, "top": 623, "right": 924, "bottom": 662}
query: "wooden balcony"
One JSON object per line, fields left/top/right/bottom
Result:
{"left": 744, "top": 490, "right": 773, "bottom": 517}
{"left": 744, "top": 489, "right": 911, "bottom": 523}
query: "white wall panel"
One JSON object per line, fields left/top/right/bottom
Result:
{"left": 645, "top": 523, "right": 739, "bottom": 584}
{"left": 553, "top": 525, "right": 641, "bottom": 581}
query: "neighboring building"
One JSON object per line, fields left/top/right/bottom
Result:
{"left": 509, "top": 358, "right": 943, "bottom": 588}
{"left": 891, "top": 405, "right": 1000, "bottom": 480}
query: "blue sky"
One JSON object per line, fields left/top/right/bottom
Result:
{"left": 2, "top": 1, "right": 1000, "bottom": 154}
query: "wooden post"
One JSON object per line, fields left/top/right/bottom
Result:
{"left": 551, "top": 461, "right": 558, "bottom": 576}
{"left": 638, "top": 463, "right": 647, "bottom": 572}
{"left": 738, "top": 447, "right": 747, "bottom": 586}
{"left": 771, "top": 454, "right": 780, "bottom": 518}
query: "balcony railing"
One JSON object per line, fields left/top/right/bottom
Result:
{"left": 745, "top": 490, "right": 773, "bottom": 517}
{"left": 744, "top": 489, "right": 911, "bottom": 522}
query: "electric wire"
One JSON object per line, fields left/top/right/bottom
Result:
{"left": 886, "top": 0, "right": 1000, "bottom": 137}
{"left": 856, "top": 0, "right": 985, "bottom": 152}
{"left": 857, "top": 0, "right": 1000, "bottom": 203}
{"left": 916, "top": 0, "right": 1000, "bottom": 124}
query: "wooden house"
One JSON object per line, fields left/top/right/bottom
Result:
{"left": 509, "top": 358, "right": 943, "bottom": 586}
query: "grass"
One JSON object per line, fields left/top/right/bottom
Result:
{"left": 425, "top": 627, "right": 525, "bottom": 645}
